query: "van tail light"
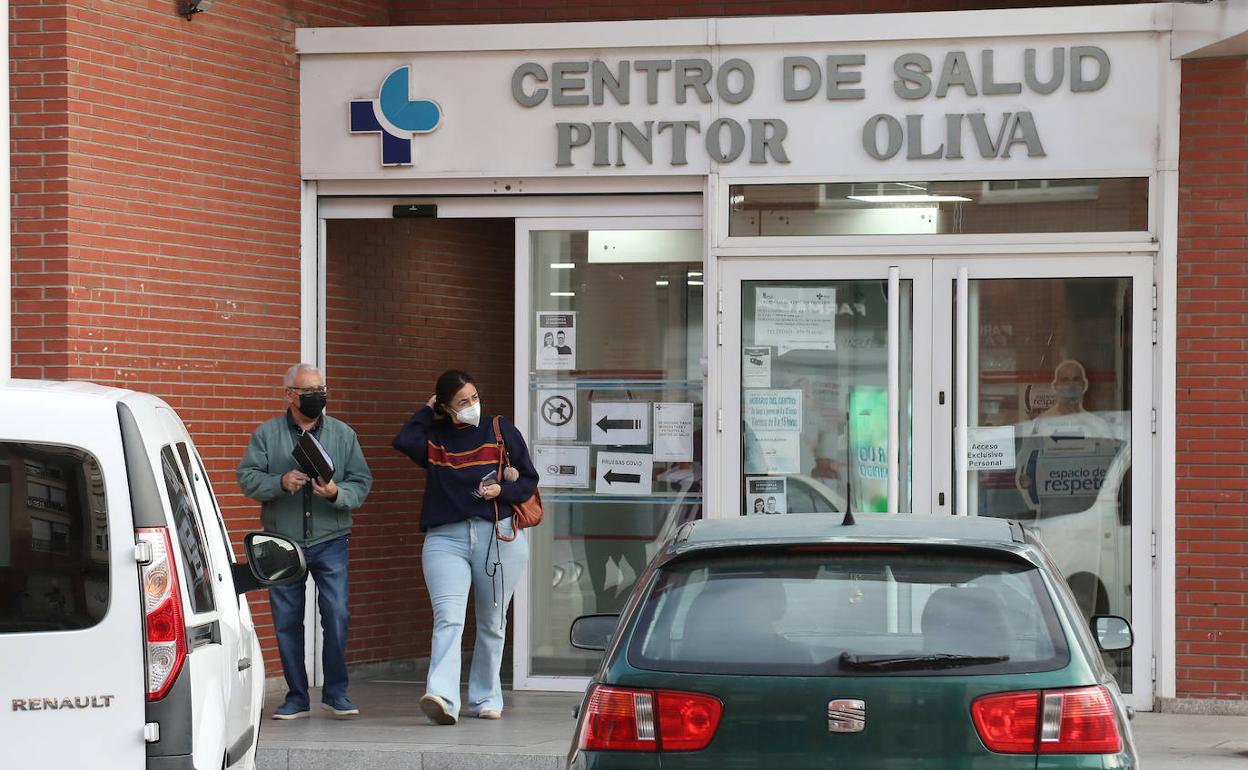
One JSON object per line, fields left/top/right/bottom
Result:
{"left": 972, "top": 686, "right": 1122, "bottom": 755}
{"left": 577, "top": 685, "right": 723, "bottom": 752}
{"left": 136, "top": 527, "right": 187, "bottom": 701}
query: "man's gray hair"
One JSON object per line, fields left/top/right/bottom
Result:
{"left": 284, "top": 363, "right": 324, "bottom": 388}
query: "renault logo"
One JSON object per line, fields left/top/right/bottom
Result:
{"left": 827, "top": 699, "right": 866, "bottom": 733}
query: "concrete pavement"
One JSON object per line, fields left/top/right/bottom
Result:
{"left": 257, "top": 677, "right": 1248, "bottom": 769}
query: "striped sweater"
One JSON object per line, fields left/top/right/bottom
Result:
{"left": 392, "top": 405, "right": 539, "bottom": 532}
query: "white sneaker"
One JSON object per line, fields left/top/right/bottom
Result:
{"left": 473, "top": 708, "right": 502, "bottom": 720}
{"left": 419, "top": 693, "right": 457, "bottom": 725}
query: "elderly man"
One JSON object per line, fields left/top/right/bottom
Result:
{"left": 238, "top": 363, "right": 373, "bottom": 720}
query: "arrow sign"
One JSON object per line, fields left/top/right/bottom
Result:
{"left": 603, "top": 469, "right": 641, "bottom": 485}
{"left": 591, "top": 402, "right": 649, "bottom": 445}
{"left": 596, "top": 417, "right": 641, "bottom": 432}
{"left": 595, "top": 452, "right": 653, "bottom": 496}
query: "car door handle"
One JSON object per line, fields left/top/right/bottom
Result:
{"left": 237, "top": 657, "right": 252, "bottom": 672}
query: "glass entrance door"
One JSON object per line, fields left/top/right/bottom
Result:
{"left": 932, "top": 257, "right": 1154, "bottom": 708}
{"left": 514, "top": 216, "right": 705, "bottom": 691}
{"left": 721, "top": 259, "right": 934, "bottom": 518}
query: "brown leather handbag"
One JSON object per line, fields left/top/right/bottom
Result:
{"left": 491, "top": 416, "right": 543, "bottom": 541}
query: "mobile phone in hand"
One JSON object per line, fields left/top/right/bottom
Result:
{"left": 472, "top": 469, "right": 499, "bottom": 498}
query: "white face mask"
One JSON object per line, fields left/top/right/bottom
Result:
{"left": 1055, "top": 384, "right": 1084, "bottom": 402}
{"left": 456, "top": 402, "right": 482, "bottom": 427}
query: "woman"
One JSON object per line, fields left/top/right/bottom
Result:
{"left": 392, "top": 370, "right": 537, "bottom": 725}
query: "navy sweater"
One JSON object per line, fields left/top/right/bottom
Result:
{"left": 392, "top": 406, "right": 540, "bottom": 532}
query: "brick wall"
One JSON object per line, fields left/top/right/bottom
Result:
{"left": 1176, "top": 56, "right": 1248, "bottom": 701}
{"left": 9, "top": 0, "right": 391, "bottom": 673}
{"left": 325, "top": 218, "right": 516, "bottom": 665}
{"left": 389, "top": 0, "right": 1150, "bottom": 26}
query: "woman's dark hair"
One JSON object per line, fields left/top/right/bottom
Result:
{"left": 433, "top": 369, "right": 475, "bottom": 419}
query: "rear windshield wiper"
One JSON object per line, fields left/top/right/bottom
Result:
{"left": 838, "top": 652, "right": 1009, "bottom": 671}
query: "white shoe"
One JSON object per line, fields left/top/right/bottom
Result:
{"left": 473, "top": 708, "right": 502, "bottom": 720}
{"left": 419, "top": 693, "right": 457, "bottom": 725}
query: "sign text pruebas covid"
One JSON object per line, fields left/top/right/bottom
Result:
{"left": 511, "top": 47, "right": 1110, "bottom": 168}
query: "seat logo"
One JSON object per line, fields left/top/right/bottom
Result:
{"left": 827, "top": 699, "right": 866, "bottom": 733}
{"left": 349, "top": 66, "right": 442, "bottom": 166}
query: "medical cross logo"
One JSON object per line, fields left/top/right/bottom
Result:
{"left": 349, "top": 66, "right": 442, "bottom": 166}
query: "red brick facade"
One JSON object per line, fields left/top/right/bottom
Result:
{"left": 8, "top": 0, "right": 1248, "bottom": 701}
{"left": 1176, "top": 56, "right": 1248, "bottom": 701}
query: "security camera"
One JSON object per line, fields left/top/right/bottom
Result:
{"left": 181, "top": 0, "right": 215, "bottom": 19}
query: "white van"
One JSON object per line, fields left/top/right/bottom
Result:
{"left": 0, "top": 380, "right": 306, "bottom": 770}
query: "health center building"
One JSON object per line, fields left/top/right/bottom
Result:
{"left": 6, "top": 0, "right": 1248, "bottom": 713}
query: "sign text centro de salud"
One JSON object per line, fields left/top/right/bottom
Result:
{"left": 366, "top": 47, "right": 1111, "bottom": 169}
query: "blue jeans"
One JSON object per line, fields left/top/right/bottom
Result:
{"left": 269, "top": 535, "right": 351, "bottom": 709}
{"left": 423, "top": 517, "right": 529, "bottom": 718}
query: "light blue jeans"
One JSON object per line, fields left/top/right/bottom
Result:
{"left": 423, "top": 516, "right": 529, "bottom": 718}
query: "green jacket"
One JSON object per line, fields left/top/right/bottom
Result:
{"left": 236, "top": 412, "right": 373, "bottom": 547}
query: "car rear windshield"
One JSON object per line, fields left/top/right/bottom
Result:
{"left": 0, "top": 442, "right": 109, "bottom": 634}
{"left": 629, "top": 547, "right": 1070, "bottom": 676}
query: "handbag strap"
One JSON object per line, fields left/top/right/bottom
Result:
{"left": 490, "top": 416, "right": 518, "bottom": 543}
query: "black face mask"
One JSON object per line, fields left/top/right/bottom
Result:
{"left": 298, "top": 392, "right": 327, "bottom": 420}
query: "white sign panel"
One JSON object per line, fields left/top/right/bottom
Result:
{"left": 303, "top": 35, "right": 1166, "bottom": 179}
{"left": 743, "top": 346, "right": 772, "bottom": 388}
{"left": 746, "top": 477, "right": 788, "bottom": 515}
{"left": 653, "top": 402, "right": 694, "bottom": 462}
{"left": 536, "top": 388, "right": 578, "bottom": 440}
{"left": 755, "top": 287, "right": 837, "bottom": 355}
{"left": 966, "top": 426, "right": 1016, "bottom": 471}
{"left": 595, "top": 452, "right": 653, "bottom": 495}
{"left": 591, "top": 401, "right": 650, "bottom": 445}
{"left": 533, "top": 444, "right": 590, "bottom": 488}
{"left": 536, "top": 312, "right": 576, "bottom": 371}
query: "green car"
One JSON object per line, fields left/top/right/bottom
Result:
{"left": 567, "top": 513, "right": 1137, "bottom": 770}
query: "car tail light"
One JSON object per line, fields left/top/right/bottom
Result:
{"left": 137, "top": 527, "right": 187, "bottom": 701}
{"left": 1038, "top": 687, "right": 1122, "bottom": 754}
{"left": 972, "top": 686, "right": 1121, "bottom": 755}
{"left": 578, "top": 685, "right": 723, "bottom": 752}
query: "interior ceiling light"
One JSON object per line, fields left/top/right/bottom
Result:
{"left": 550, "top": 262, "right": 575, "bottom": 269}
{"left": 845, "top": 181, "right": 969, "bottom": 204}
{"left": 847, "top": 194, "right": 972, "bottom": 203}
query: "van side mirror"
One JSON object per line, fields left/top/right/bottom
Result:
{"left": 1092, "top": 615, "right": 1133, "bottom": 652}
{"left": 570, "top": 614, "right": 619, "bottom": 651}
{"left": 231, "top": 532, "right": 307, "bottom": 594}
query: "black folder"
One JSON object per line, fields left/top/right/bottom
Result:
{"left": 292, "top": 431, "right": 335, "bottom": 483}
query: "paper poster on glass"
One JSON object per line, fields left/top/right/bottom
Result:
{"left": 536, "top": 311, "right": 576, "bottom": 370}
{"left": 533, "top": 444, "right": 590, "bottom": 489}
{"left": 742, "top": 346, "right": 772, "bottom": 388}
{"left": 743, "top": 388, "right": 802, "bottom": 475}
{"left": 535, "top": 388, "right": 578, "bottom": 440}
{"left": 849, "top": 386, "right": 888, "bottom": 513}
{"left": 754, "top": 287, "right": 837, "bottom": 355}
{"left": 746, "top": 477, "right": 787, "bottom": 515}
{"left": 595, "top": 452, "right": 653, "bottom": 496}
{"left": 966, "top": 426, "right": 1016, "bottom": 471}
{"left": 591, "top": 401, "right": 649, "bottom": 445}
{"left": 653, "top": 402, "right": 694, "bottom": 462}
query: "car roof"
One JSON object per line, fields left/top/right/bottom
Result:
{"left": 1, "top": 378, "right": 172, "bottom": 419}
{"left": 668, "top": 513, "right": 1029, "bottom": 558}
{"left": 2, "top": 378, "right": 136, "bottom": 400}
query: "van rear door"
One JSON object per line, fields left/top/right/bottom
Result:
{"left": 0, "top": 393, "right": 146, "bottom": 769}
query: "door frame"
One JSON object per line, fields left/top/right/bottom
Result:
{"left": 931, "top": 255, "right": 1155, "bottom": 710}
{"left": 718, "top": 257, "right": 935, "bottom": 519}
